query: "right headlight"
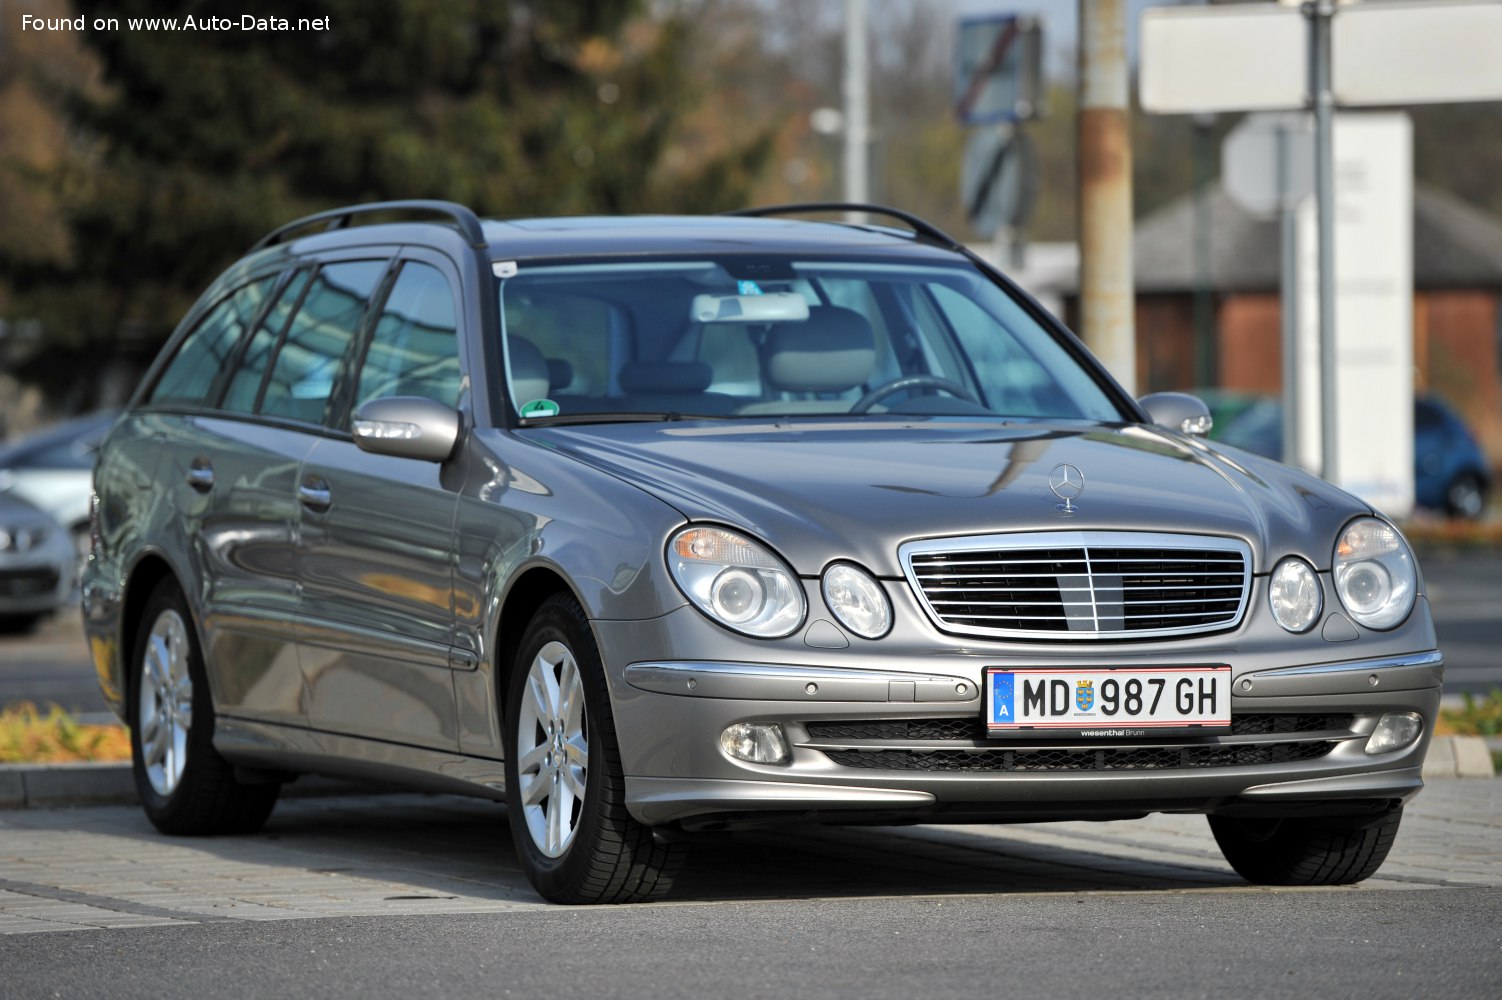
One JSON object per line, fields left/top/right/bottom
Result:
{"left": 821, "top": 561, "right": 892, "bottom": 639}
{"left": 1268, "top": 556, "right": 1321, "bottom": 633}
{"left": 1332, "top": 518, "right": 1417, "bottom": 630}
{"left": 667, "top": 526, "right": 806, "bottom": 638}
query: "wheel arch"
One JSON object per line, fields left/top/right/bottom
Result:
{"left": 119, "top": 553, "right": 186, "bottom": 705}
{"left": 494, "top": 565, "right": 589, "bottom": 722}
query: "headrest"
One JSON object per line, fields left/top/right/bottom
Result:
{"left": 508, "top": 336, "right": 551, "bottom": 405}
{"left": 619, "top": 361, "right": 714, "bottom": 394}
{"left": 764, "top": 306, "right": 876, "bottom": 393}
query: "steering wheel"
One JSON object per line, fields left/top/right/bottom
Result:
{"left": 850, "top": 375, "right": 978, "bottom": 414}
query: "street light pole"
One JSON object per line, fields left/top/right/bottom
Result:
{"left": 843, "top": 0, "right": 869, "bottom": 221}
{"left": 1308, "top": 0, "right": 1338, "bottom": 481}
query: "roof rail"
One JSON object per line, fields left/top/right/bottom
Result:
{"left": 250, "top": 199, "right": 487, "bottom": 251}
{"left": 725, "top": 202, "right": 963, "bottom": 250}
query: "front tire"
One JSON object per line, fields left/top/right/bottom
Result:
{"left": 1444, "top": 473, "right": 1486, "bottom": 520}
{"left": 1208, "top": 806, "right": 1403, "bottom": 886}
{"left": 128, "top": 579, "right": 278, "bottom": 835}
{"left": 504, "top": 594, "right": 683, "bottom": 904}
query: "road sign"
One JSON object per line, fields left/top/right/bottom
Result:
{"left": 961, "top": 127, "right": 1036, "bottom": 236}
{"left": 954, "top": 15, "right": 1042, "bottom": 125}
{"left": 1140, "top": 0, "right": 1502, "bottom": 113}
{"left": 1335, "top": 1, "right": 1502, "bottom": 106}
{"left": 1140, "top": 6, "right": 1305, "bottom": 114}
{"left": 1222, "top": 114, "right": 1313, "bottom": 218}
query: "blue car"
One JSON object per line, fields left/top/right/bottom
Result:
{"left": 1218, "top": 396, "right": 1492, "bottom": 518}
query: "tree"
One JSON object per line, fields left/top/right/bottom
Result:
{"left": 2, "top": 0, "right": 770, "bottom": 404}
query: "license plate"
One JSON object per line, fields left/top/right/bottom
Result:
{"left": 985, "top": 666, "right": 1232, "bottom": 737}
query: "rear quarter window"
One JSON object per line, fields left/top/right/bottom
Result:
{"left": 148, "top": 278, "right": 275, "bottom": 407}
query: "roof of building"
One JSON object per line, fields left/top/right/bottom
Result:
{"left": 1129, "top": 184, "right": 1502, "bottom": 294}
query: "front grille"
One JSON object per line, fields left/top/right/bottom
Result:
{"left": 900, "top": 531, "right": 1251, "bottom": 640}
{"left": 805, "top": 714, "right": 1353, "bottom": 743}
{"left": 825, "top": 741, "right": 1337, "bottom": 773}
{"left": 806, "top": 713, "right": 1352, "bottom": 773}
{"left": 0, "top": 568, "right": 60, "bottom": 598}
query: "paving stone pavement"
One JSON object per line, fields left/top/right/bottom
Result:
{"left": 0, "top": 778, "right": 1497, "bottom": 934}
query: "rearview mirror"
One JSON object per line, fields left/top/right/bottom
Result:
{"left": 352, "top": 396, "right": 461, "bottom": 462}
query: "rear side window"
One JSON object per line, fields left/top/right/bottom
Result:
{"left": 222, "top": 270, "right": 312, "bottom": 413}
{"left": 148, "top": 278, "right": 274, "bottom": 407}
{"left": 258, "top": 261, "right": 387, "bottom": 425}
{"left": 355, "top": 261, "right": 462, "bottom": 409}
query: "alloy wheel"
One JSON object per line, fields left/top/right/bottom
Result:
{"left": 137, "top": 608, "right": 194, "bottom": 797}
{"left": 515, "top": 639, "right": 589, "bottom": 858}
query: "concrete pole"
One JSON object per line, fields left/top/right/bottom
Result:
{"left": 1077, "top": 0, "right": 1136, "bottom": 395}
{"left": 843, "top": 0, "right": 869, "bottom": 220}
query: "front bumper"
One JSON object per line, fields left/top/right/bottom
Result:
{"left": 0, "top": 531, "right": 74, "bottom": 618}
{"left": 606, "top": 641, "right": 1442, "bottom": 828}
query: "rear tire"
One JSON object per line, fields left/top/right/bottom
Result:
{"left": 128, "top": 579, "right": 278, "bottom": 835}
{"left": 1208, "top": 806, "right": 1403, "bottom": 886}
{"left": 503, "top": 594, "right": 683, "bottom": 904}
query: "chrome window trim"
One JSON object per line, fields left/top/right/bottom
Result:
{"left": 899, "top": 530, "right": 1254, "bottom": 641}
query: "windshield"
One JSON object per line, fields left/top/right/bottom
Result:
{"left": 496, "top": 256, "right": 1125, "bottom": 423}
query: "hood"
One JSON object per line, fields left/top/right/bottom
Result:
{"left": 524, "top": 419, "right": 1368, "bottom": 578}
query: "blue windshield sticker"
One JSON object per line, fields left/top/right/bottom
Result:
{"left": 737, "top": 280, "right": 764, "bottom": 296}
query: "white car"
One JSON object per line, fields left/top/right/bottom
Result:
{"left": 0, "top": 491, "right": 76, "bottom": 631}
{"left": 0, "top": 411, "right": 118, "bottom": 542}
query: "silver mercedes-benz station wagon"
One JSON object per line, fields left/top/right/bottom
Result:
{"left": 84, "top": 201, "right": 1443, "bottom": 904}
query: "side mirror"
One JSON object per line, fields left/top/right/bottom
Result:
{"left": 1139, "top": 392, "right": 1213, "bottom": 438}
{"left": 352, "top": 396, "right": 461, "bottom": 462}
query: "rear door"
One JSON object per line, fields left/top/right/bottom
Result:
{"left": 141, "top": 272, "right": 316, "bottom": 728}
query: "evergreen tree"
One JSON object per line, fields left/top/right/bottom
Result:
{"left": 5, "top": 0, "right": 770, "bottom": 402}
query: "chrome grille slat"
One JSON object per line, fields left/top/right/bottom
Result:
{"left": 899, "top": 531, "right": 1253, "bottom": 641}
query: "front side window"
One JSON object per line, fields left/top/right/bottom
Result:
{"left": 355, "top": 261, "right": 461, "bottom": 410}
{"left": 496, "top": 257, "right": 1124, "bottom": 423}
{"left": 149, "top": 278, "right": 274, "bottom": 407}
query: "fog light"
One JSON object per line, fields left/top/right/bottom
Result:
{"left": 1365, "top": 712, "right": 1424, "bottom": 755}
{"left": 720, "top": 723, "right": 790, "bottom": 765}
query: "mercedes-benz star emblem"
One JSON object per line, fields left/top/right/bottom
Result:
{"left": 1049, "top": 463, "right": 1084, "bottom": 513}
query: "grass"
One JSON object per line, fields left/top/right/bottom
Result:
{"left": 0, "top": 702, "right": 131, "bottom": 764}
{"left": 1436, "top": 689, "right": 1502, "bottom": 738}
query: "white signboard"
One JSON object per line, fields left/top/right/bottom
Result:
{"left": 1295, "top": 114, "right": 1414, "bottom": 516}
{"left": 1139, "top": 6, "right": 1305, "bottom": 114}
{"left": 1336, "top": 1, "right": 1502, "bottom": 106}
{"left": 1140, "top": 1, "right": 1502, "bottom": 113}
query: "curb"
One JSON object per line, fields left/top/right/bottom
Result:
{"left": 1422, "top": 735, "right": 1497, "bottom": 779}
{"left": 0, "top": 762, "right": 398, "bottom": 810}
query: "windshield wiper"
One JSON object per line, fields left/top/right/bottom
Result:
{"left": 519, "top": 412, "right": 732, "bottom": 426}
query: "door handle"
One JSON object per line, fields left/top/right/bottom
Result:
{"left": 298, "top": 476, "right": 332, "bottom": 513}
{"left": 186, "top": 457, "right": 214, "bottom": 492}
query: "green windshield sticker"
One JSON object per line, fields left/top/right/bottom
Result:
{"left": 520, "top": 398, "right": 560, "bottom": 418}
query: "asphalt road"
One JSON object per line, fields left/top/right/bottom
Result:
{"left": 3, "top": 891, "right": 1498, "bottom": 1000}
{"left": 3, "top": 546, "right": 1499, "bottom": 716}
{"left": 2, "top": 783, "right": 1500, "bottom": 998}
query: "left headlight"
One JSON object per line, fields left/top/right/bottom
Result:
{"left": 668, "top": 526, "right": 806, "bottom": 638}
{"left": 1332, "top": 518, "right": 1417, "bottom": 630}
{"left": 0, "top": 523, "right": 50, "bottom": 553}
{"left": 1268, "top": 556, "right": 1321, "bottom": 633}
